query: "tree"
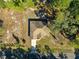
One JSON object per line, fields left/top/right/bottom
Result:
{"left": 13, "top": 0, "right": 20, "bottom": 6}
{"left": 12, "top": 0, "right": 27, "bottom": 7}
{"left": 68, "top": 0, "right": 79, "bottom": 16}
{"left": 33, "top": 0, "right": 79, "bottom": 40}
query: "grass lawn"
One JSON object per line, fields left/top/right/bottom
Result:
{"left": 5, "top": 0, "right": 34, "bottom": 12}
{"left": 37, "top": 36, "right": 74, "bottom": 53}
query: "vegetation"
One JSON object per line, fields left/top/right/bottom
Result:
{"left": 34, "top": 0, "right": 79, "bottom": 39}
{"left": 0, "top": 0, "right": 79, "bottom": 51}
{"left": 0, "top": 27, "right": 4, "bottom": 36}
{"left": 0, "top": 0, "right": 34, "bottom": 12}
{"left": 32, "top": 0, "right": 79, "bottom": 49}
{"left": 0, "top": 0, "right": 6, "bottom": 8}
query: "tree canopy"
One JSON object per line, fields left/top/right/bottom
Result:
{"left": 33, "top": 0, "right": 79, "bottom": 40}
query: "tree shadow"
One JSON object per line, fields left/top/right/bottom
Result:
{"left": 74, "top": 48, "right": 79, "bottom": 59}
{"left": 44, "top": 45, "right": 57, "bottom": 59}
{"left": 12, "top": 33, "right": 20, "bottom": 43}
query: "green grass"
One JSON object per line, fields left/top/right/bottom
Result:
{"left": 0, "top": 27, "right": 4, "bottom": 35}
{"left": 23, "top": 0, "right": 34, "bottom": 8}
{"left": 37, "top": 36, "right": 60, "bottom": 53}
{"left": 37, "top": 36, "right": 74, "bottom": 53}
{"left": 5, "top": 0, "right": 34, "bottom": 12}
{"left": 0, "top": 43, "right": 28, "bottom": 51}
